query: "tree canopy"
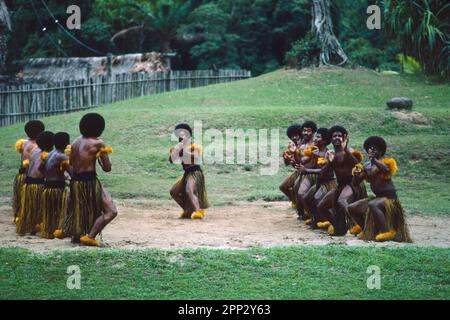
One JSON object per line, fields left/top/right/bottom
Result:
{"left": 3, "top": 0, "right": 449, "bottom": 77}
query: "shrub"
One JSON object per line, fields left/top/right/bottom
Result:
{"left": 285, "top": 32, "right": 321, "bottom": 69}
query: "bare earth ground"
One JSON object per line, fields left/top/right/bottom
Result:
{"left": 0, "top": 201, "right": 448, "bottom": 252}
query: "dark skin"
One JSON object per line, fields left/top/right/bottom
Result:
{"left": 348, "top": 145, "right": 395, "bottom": 233}
{"left": 169, "top": 129, "right": 202, "bottom": 214}
{"left": 27, "top": 148, "right": 46, "bottom": 179}
{"left": 279, "top": 133, "right": 301, "bottom": 200}
{"left": 71, "top": 135, "right": 117, "bottom": 239}
{"left": 296, "top": 133, "right": 330, "bottom": 224}
{"left": 44, "top": 149, "right": 73, "bottom": 181}
{"left": 294, "top": 127, "right": 316, "bottom": 208}
{"left": 21, "top": 139, "right": 38, "bottom": 163}
{"left": 317, "top": 131, "right": 360, "bottom": 225}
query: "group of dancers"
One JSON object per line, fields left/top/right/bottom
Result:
{"left": 12, "top": 114, "right": 117, "bottom": 247}
{"left": 280, "top": 121, "right": 411, "bottom": 242}
{"left": 11, "top": 115, "right": 410, "bottom": 248}
{"left": 11, "top": 116, "right": 209, "bottom": 247}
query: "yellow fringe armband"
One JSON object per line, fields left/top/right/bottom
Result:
{"left": 64, "top": 145, "right": 71, "bottom": 157}
{"left": 41, "top": 152, "right": 49, "bottom": 162}
{"left": 352, "top": 149, "right": 364, "bottom": 163}
{"left": 96, "top": 146, "right": 113, "bottom": 159}
{"left": 352, "top": 163, "right": 364, "bottom": 176}
{"left": 381, "top": 157, "right": 397, "bottom": 179}
{"left": 59, "top": 160, "right": 70, "bottom": 171}
{"left": 317, "top": 157, "right": 328, "bottom": 167}
{"left": 22, "top": 159, "right": 30, "bottom": 168}
{"left": 302, "top": 145, "right": 318, "bottom": 157}
{"left": 15, "top": 139, "right": 27, "bottom": 153}
{"left": 190, "top": 144, "right": 202, "bottom": 157}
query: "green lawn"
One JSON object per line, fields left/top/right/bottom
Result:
{"left": 0, "top": 67, "right": 449, "bottom": 214}
{"left": 0, "top": 246, "right": 448, "bottom": 300}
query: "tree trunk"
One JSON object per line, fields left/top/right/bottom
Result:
{"left": 312, "top": 0, "right": 348, "bottom": 66}
{"left": 0, "top": 0, "right": 11, "bottom": 74}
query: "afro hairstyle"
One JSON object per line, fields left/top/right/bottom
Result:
{"left": 316, "top": 127, "right": 331, "bottom": 144}
{"left": 174, "top": 123, "right": 193, "bottom": 137}
{"left": 329, "top": 125, "right": 348, "bottom": 137}
{"left": 79, "top": 113, "right": 105, "bottom": 138}
{"left": 54, "top": 132, "right": 70, "bottom": 151}
{"left": 24, "top": 120, "right": 45, "bottom": 139}
{"left": 364, "top": 136, "right": 387, "bottom": 156}
{"left": 36, "top": 131, "right": 55, "bottom": 152}
{"left": 301, "top": 121, "right": 318, "bottom": 133}
{"left": 286, "top": 124, "right": 303, "bottom": 139}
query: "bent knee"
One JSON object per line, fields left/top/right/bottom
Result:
{"left": 368, "top": 200, "right": 379, "bottom": 211}
{"left": 103, "top": 210, "right": 117, "bottom": 222}
{"left": 170, "top": 188, "right": 178, "bottom": 198}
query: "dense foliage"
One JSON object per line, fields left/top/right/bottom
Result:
{"left": 3, "top": 0, "right": 448, "bottom": 77}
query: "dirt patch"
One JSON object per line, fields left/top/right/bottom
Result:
{"left": 0, "top": 201, "right": 448, "bottom": 252}
{"left": 391, "top": 110, "right": 431, "bottom": 126}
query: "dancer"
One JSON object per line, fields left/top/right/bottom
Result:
{"left": 16, "top": 131, "right": 54, "bottom": 235}
{"left": 349, "top": 136, "right": 411, "bottom": 242}
{"left": 13, "top": 120, "right": 45, "bottom": 223}
{"left": 65, "top": 113, "right": 117, "bottom": 247}
{"left": 279, "top": 124, "right": 302, "bottom": 208}
{"left": 295, "top": 121, "right": 317, "bottom": 220}
{"left": 296, "top": 128, "right": 336, "bottom": 228}
{"left": 170, "top": 123, "right": 209, "bottom": 219}
{"left": 40, "top": 132, "right": 72, "bottom": 239}
{"left": 316, "top": 126, "right": 367, "bottom": 236}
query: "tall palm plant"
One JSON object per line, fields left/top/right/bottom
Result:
{"left": 381, "top": 0, "right": 449, "bottom": 77}
{"left": 110, "top": 0, "right": 204, "bottom": 53}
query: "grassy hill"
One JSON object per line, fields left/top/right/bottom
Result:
{"left": 1, "top": 67, "right": 448, "bottom": 215}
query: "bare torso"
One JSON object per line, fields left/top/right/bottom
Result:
{"left": 21, "top": 140, "right": 38, "bottom": 163}
{"left": 44, "top": 150, "right": 69, "bottom": 181}
{"left": 71, "top": 136, "right": 111, "bottom": 174}
{"left": 27, "top": 148, "right": 44, "bottom": 179}
{"left": 170, "top": 140, "right": 201, "bottom": 171}
{"left": 363, "top": 161, "right": 396, "bottom": 196}
{"left": 331, "top": 148, "right": 357, "bottom": 181}
{"left": 299, "top": 140, "right": 316, "bottom": 168}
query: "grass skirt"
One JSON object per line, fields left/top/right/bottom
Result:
{"left": 362, "top": 198, "right": 412, "bottom": 242}
{"left": 174, "top": 168, "right": 209, "bottom": 214}
{"left": 286, "top": 170, "right": 301, "bottom": 205}
{"left": 65, "top": 175, "right": 103, "bottom": 241}
{"left": 41, "top": 184, "right": 69, "bottom": 239}
{"left": 317, "top": 179, "right": 337, "bottom": 195}
{"left": 302, "top": 173, "right": 318, "bottom": 187}
{"left": 16, "top": 180, "right": 44, "bottom": 235}
{"left": 12, "top": 170, "right": 26, "bottom": 219}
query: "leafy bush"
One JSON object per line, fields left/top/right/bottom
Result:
{"left": 344, "top": 38, "right": 384, "bottom": 69}
{"left": 284, "top": 32, "right": 320, "bottom": 69}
